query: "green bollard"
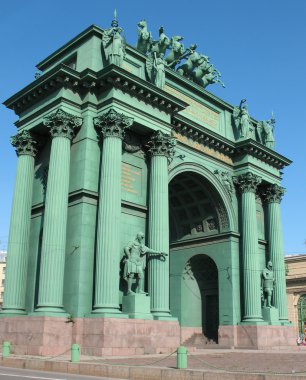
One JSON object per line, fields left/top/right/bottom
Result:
{"left": 177, "top": 346, "right": 188, "bottom": 369}
{"left": 2, "top": 341, "right": 11, "bottom": 358}
{"left": 71, "top": 344, "right": 80, "bottom": 363}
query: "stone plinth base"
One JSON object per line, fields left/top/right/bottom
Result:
{"left": 262, "top": 307, "right": 280, "bottom": 324}
{"left": 0, "top": 316, "right": 180, "bottom": 356}
{"left": 122, "top": 294, "right": 153, "bottom": 319}
{"left": 219, "top": 324, "right": 296, "bottom": 349}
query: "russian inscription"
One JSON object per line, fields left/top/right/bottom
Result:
{"left": 164, "top": 85, "right": 219, "bottom": 129}
{"left": 122, "top": 162, "right": 142, "bottom": 196}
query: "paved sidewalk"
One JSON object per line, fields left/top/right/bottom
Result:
{"left": 2, "top": 348, "right": 306, "bottom": 379}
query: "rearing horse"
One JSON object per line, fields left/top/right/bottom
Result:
{"left": 137, "top": 20, "right": 152, "bottom": 54}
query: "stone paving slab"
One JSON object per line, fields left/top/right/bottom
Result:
{"left": 2, "top": 349, "right": 306, "bottom": 379}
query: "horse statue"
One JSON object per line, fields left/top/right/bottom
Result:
{"left": 176, "top": 45, "right": 204, "bottom": 78}
{"left": 165, "top": 36, "right": 185, "bottom": 67}
{"left": 136, "top": 20, "right": 152, "bottom": 54}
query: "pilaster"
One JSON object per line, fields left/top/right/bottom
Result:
{"left": 233, "top": 172, "right": 264, "bottom": 323}
{"left": 147, "top": 131, "right": 176, "bottom": 320}
{"left": 1, "top": 131, "right": 37, "bottom": 315}
{"left": 262, "top": 184, "right": 289, "bottom": 323}
{"left": 92, "top": 109, "right": 133, "bottom": 316}
{"left": 36, "top": 109, "right": 82, "bottom": 315}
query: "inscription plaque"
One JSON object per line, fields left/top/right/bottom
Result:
{"left": 164, "top": 85, "right": 220, "bottom": 129}
{"left": 122, "top": 162, "right": 142, "bottom": 196}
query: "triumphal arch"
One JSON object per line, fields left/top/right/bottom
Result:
{"left": 2, "top": 16, "right": 294, "bottom": 355}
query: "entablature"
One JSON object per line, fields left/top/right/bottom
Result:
{"left": 172, "top": 115, "right": 291, "bottom": 170}
{"left": 4, "top": 64, "right": 188, "bottom": 118}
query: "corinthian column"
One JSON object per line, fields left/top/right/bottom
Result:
{"left": 233, "top": 172, "right": 263, "bottom": 322}
{"left": 92, "top": 109, "right": 133, "bottom": 316}
{"left": 1, "top": 131, "right": 37, "bottom": 315}
{"left": 36, "top": 109, "right": 82, "bottom": 314}
{"left": 262, "top": 184, "right": 288, "bottom": 323}
{"left": 147, "top": 131, "right": 176, "bottom": 319}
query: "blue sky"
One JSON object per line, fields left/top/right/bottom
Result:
{"left": 0, "top": 0, "right": 305, "bottom": 253}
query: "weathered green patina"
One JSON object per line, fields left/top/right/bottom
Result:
{"left": 2, "top": 15, "right": 292, "bottom": 347}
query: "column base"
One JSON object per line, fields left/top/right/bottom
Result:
{"left": 34, "top": 306, "right": 69, "bottom": 317}
{"left": 152, "top": 311, "right": 178, "bottom": 321}
{"left": 0, "top": 309, "right": 27, "bottom": 317}
{"left": 91, "top": 307, "right": 128, "bottom": 318}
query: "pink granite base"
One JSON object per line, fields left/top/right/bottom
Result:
{"left": 180, "top": 326, "right": 203, "bottom": 343}
{"left": 219, "top": 325, "right": 296, "bottom": 349}
{"left": 0, "top": 317, "right": 180, "bottom": 356}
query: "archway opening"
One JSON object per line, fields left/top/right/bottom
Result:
{"left": 169, "top": 171, "right": 226, "bottom": 344}
{"left": 169, "top": 171, "right": 228, "bottom": 243}
{"left": 184, "top": 254, "right": 219, "bottom": 342}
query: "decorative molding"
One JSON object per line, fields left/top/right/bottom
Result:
{"left": 93, "top": 109, "right": 133, "bottom": 140}
{"left": 146, "top": 130, "right": 176, "bottom": 159}
{"left": 10, "top": 130, "right": 38, "bottom": 157}
{"left": 214, "top": 170, "right": 234, "bottom": 200}
{"left": 4, "top": 64, "right": 187, "bottom": 117}
{"left": 233, "top": 172, "right": 262, "bottom": 194}
{"left": 43, "top": 109, "right": 82, "bottom": 140}
{"left": 261, "top": 184, "right": 285, "bottom": 204}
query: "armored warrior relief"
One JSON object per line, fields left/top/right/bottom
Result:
{"left": 257, "top": 115, "right": 275, "bottom": 149}
{"left": 261, "top": 261, "right": 275, "bottom": 308}
{"left": 123, "top": 232, "right": 168, "bottom": 295}
{"left": 233, "top": 99, "right": 253, "bottom": 139}
{"left": 102, "top": 11, "right": 125, "bottom": 67}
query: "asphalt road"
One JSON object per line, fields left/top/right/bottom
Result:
{"left": 0, "top": 366, "right": 125, "bottom": 380}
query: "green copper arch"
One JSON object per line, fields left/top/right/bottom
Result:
{"left": 169, "top": 162, "right": 237, "bottom": 232}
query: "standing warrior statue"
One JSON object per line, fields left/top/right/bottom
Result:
{"left": 233, "top": 99, "right": 253, "bottom": 139}
{"left": 102, "top": 10, "right": 126, "bottom": 67}
{"left": 261, "top": 261, "right": 275, "bottom": 308}
{"left": 257, "top": 113, "right": 275, "bottom": 149}
{"left": 123, "top": 232, "right": 168, "bottom": 295}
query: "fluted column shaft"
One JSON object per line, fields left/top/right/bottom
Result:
{"left": 265, "top": 184, "right": 288, "bottom": 322}
{"left": 148, "top": 131, "right": 176, "bottom": 319}
{"left": 36, "top": 109, "right": 82, "bottom": 313}
{"left": 93, "top": 109, "right": 133, "bottom": 314}
{"left": 2, "top": 131, "right": 37, "bottom": 315}
{"left": 234, "top": 172, "right": 263, "bottom": 322}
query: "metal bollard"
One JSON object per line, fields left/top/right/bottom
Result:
{"left": 71, "top": 344, "right": 80, "bottom": 363}
{"left": 177, "top": 346, "right": 188, "bottom": 369}
{"left": 2, "top": 341, "right": 10, "bottom": 358}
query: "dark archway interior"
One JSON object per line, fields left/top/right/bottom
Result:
{"left": 169, "top": 172, "right": 223, "bottom": 243}
{"left": 188, "top": 254, "right": 219, "bottom": 342}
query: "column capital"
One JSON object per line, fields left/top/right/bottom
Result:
{"left": 147, "top": 130, "right": 176, "bottom": 159}
{"left": 94, "top": 109, "right": 133, "bottom": 140}
{"left": 43, "top": 109, "right": 82, "bottom": 140}
{"left": 261, "top": 184, "right": 285, "bottom": 204}
{"left": 10, "top": 130, "right": 37, "bottom": 157}
{"left": 233, "top": 172, "right": 262, "bottom": 193}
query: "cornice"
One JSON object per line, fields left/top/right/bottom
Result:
{"left": 172, "top": 114, "right": 235, "bottom": 156}
{"left": 4, "top": 64, "right": 188, "bottom": 117}
{"left": 172, "top": 115, "right": 291, "bottom": 170}
{"left": 235, "top": 139, "right": 292, "bottom": 169}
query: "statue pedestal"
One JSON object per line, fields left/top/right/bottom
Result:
{"left": 122, "top": 294, "right": 153, "bottom": 320}
{"left": 262, "top": 307, "right": 280, "bottom": 324}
